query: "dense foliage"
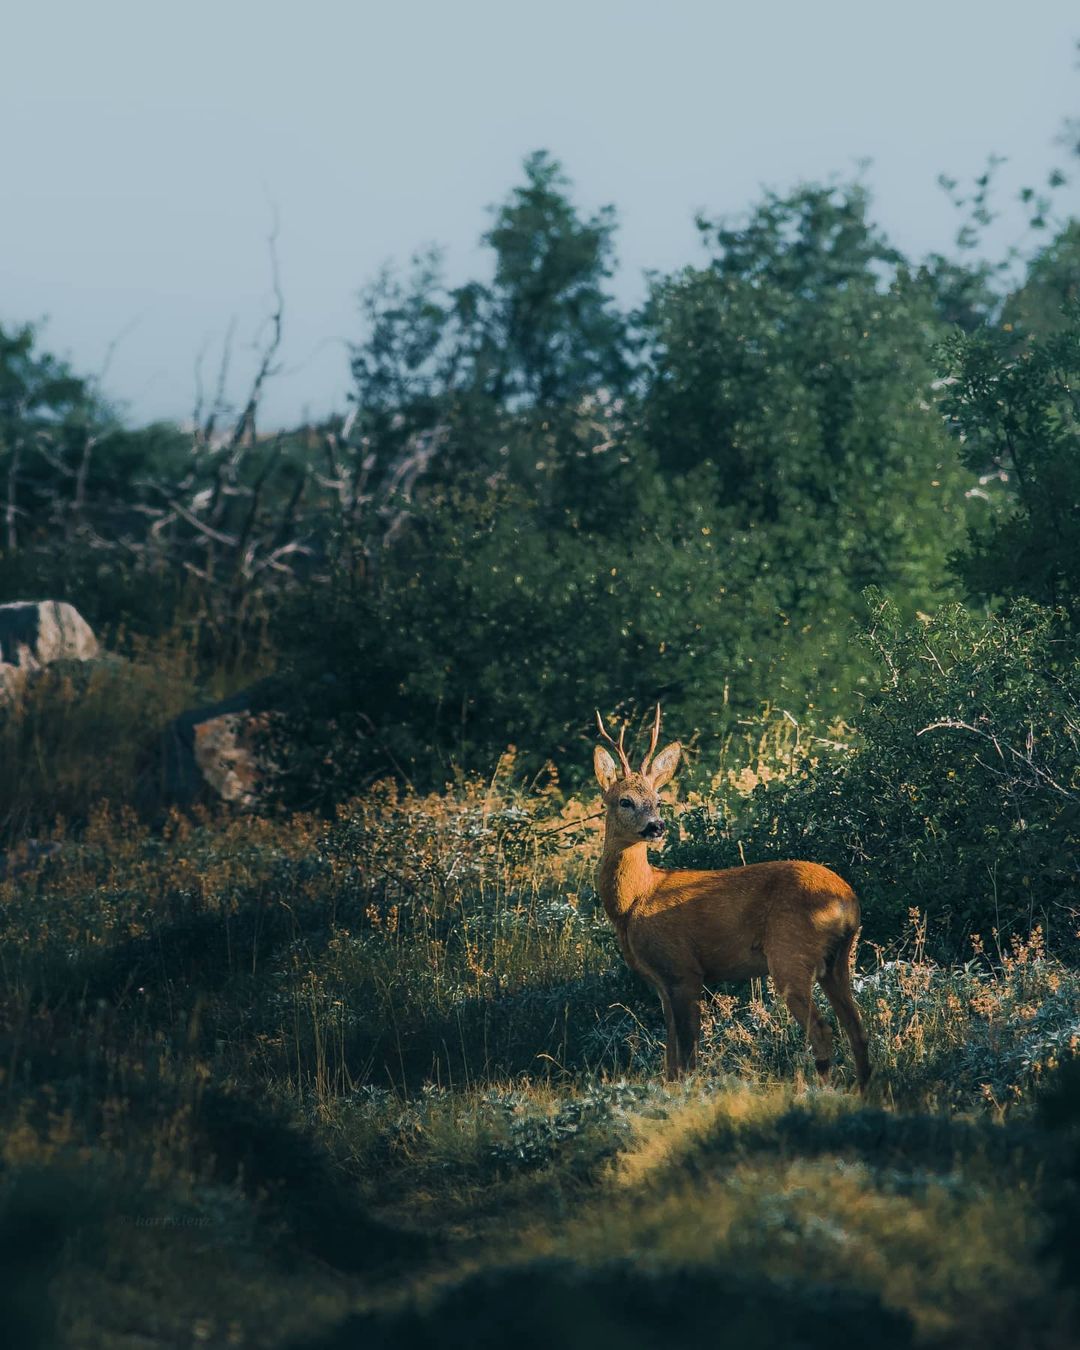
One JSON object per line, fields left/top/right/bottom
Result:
{"left": 668, "top": 598, "right": 1080, "bottom": 958}
{"left": 941, "top": 308, "right": 1080, "bottom": 615}
{"left": 1, "top": 149, "right": 1078, "bottom": 821}
{"left": 270, "top": 176, "right": 984, "bottom": 793}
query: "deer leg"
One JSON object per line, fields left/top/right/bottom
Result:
{"left": 772, "top": 964, "right": 834, "bottom": 1084}
{"left": 657, "top": 988, "right": 680, "bottom": 1081}
{"left": 819, "top": 950, "right": 871, "bottom": 1091}
{"left": 668, "top": 978, "right": 703, "bottom": 1076}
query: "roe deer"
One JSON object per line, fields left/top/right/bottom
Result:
{"left": 593, "top": 707, "right": 871, "bottom": 1089}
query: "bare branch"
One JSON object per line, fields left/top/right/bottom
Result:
{"left": 165, "top": 497, "right": 239, "bottom": 548}
{"left": 229, "top": 216, "right": 284, "bottom": 454}
{"left": 917, "top": 718, "right": 1079, "bottom": 803}
{"left": 200, "top": 318, "right": 238, "bottom": 447}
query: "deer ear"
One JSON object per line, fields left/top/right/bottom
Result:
{"left": 648, "top": 741, "right": 681, "bottom": 789}
{"left": 594, "top": 746, "right": 618, "bottom": 793}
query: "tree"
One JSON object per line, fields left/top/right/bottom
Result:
{"left": 478, "top": 150, "right": 631, "bottom": 407}
{"left": 0, "top": 321, "right": 96, "bottom": 553}
{"left": 640, "top": 183, "right": 972, "bottom": 606}
{"left": 1002, "top": 221, "right": 1080, "bottom": 339}
{"left": 272, "top": 471, "right": 800, "bottom": 800}
{"left": 346, "top": 152, "right": 633, "bottom": 502}
{"left": 940, "top": 304, "right": 1080, "bottom": 615}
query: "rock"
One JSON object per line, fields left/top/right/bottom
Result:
{"left": 161, "top": 685, "right": 281, "bottom": 809}
{"left": 0, "top": 601, "right": 98, "bottom": 667}
{"left": 192, "top": 710, "right": 278, "bottom": 807}
{"left": 0, "top": 601, "right": 99, "bottom": 703}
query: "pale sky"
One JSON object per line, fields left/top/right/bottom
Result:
{"left": 2, "top": 1, "right": 1077, "bottom": 428}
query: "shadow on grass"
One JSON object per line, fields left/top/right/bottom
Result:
{"left": 13, "top": 875, "right": 652, "bottom": 1090}
{"left": 17, "top": 881, "right": 328, "bottom": 1012}
{"left": 296, "top": 1261, "right": 914, "bottom": 1350}
{"left": 195, "top": 1088, "right": 427, "bottom": 1274}
{"left": 0, "top": 1042, "right": 425, "bottom": 1280}
{"left": 330, "top": 970, "right": 653, "bottom": 1091}
{"left": 680, "top": 1099, "right": 1044, "bottom": 1179}
{"left": 1038, "top": 1055, "right": 1080, "bottom": 1305}
{"left": 0, "top": 1170, "right": 102, "bottom": 1350}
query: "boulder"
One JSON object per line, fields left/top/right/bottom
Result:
{"left": 161, "top": 685, "right": 281, "bottom": 809}
{"left": 0, "top": 601, "right": 99, "bottom": 702}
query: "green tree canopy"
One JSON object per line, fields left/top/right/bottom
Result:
{"left": 641, "top": 184, "right": 971, "bottom": 604}
{"left": 347, "top": 152, "right": 632, "bottom": 500}
{"left": 941, "top": 301, "right": 1080, "bottom": 615}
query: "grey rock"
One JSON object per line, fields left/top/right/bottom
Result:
{"left": 0, "top": 601, "right": 99, "bottom": 703}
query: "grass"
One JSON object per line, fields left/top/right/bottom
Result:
{"left": 0, "top": 742, "right": 1078, "bottom": 1346}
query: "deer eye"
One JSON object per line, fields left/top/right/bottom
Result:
{"left": 619, "top": 797, "right": 634, "bottom": 809}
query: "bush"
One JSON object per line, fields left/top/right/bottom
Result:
{"left": 666, "top": 596, "right": 1080, "bottom": 958}
{"left": 0, "top": 645, "right": 201, "bottom": 842}
{"left": 268, "top": 474, "right": 885, "bottom": 805}
{"left": 942, "top": 300, "right": 1080, "bottom": 615}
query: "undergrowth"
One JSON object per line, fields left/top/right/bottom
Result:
{"left": 0, "top": 777, "right": 1077, "bottom": 1347}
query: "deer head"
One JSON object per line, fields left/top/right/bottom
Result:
{"left": 593, "top": 704, "right": 681, "bottom": 846}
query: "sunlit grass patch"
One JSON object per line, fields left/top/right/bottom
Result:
{"left": 531, "top": 1082, "right": 1049, "bottom": 1344}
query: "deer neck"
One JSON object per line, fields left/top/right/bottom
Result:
{"left": 597, "top": 837, "right": 656, "bottom": 924}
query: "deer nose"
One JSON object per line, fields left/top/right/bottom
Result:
{"left": 642, "top": 819, "right": 665, "bottom": 839}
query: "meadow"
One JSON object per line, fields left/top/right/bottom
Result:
{"left": 3, "top": 146, "right": 1080, "bottom": 1348}
{"left": 2, "top": 691, "right": 1078, "bottom": 1349}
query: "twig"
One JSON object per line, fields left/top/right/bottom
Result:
{"left": 917, "top": 718, "right": 1079, "bottom": 802}
{"left": 229, "top": 216, "right": 284, "bottom": 453}
{"left": 532, "top": 811, "right": 604, "bottom": 838}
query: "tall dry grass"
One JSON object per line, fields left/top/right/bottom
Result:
{"left": 0, "top": 707, "right": 1077, "bottom": 1347}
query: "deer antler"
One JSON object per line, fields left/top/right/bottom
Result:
{"left": 640, "top": 703, "right": 662, "bottom": 775}
{"left": 595, "top": 709, "right": 633, "bottom": 778}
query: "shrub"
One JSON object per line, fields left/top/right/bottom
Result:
{"left": 268, "top": 475, "right": 885, "bottom": 805}
{"left": 941, "top": 302, "right": 1080, "bottom": 615}
{"left": 666, "top": 596, "right": 1080, "bottom": 958}
{"left": 0, "top": 644, "right": 201, "bottom": 841}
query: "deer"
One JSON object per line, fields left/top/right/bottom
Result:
{"left": 593, "top": 706, "right": 871, "bottom": 1090}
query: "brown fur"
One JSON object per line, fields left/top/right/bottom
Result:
{"left": 593, "top": 735, "right": 871, "bottom": 1089}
